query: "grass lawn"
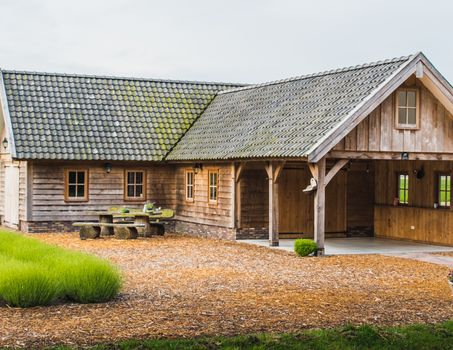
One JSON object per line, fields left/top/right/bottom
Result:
{"left": 0, "top": 232, "right": 452, "bottom": 348}
{"left": 0, "top": 230, "right": 121, "bottom": 307}
{"left": 39, "top": 321, "right": 453, "bottom": 349}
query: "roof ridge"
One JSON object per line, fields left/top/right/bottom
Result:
{"left": 0, "top": 68, "right": 245, "bottom": 88}
{"left": 218, "top": 53, "right": 416, "bottom": 95}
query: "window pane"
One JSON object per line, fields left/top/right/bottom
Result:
{"left": 77, "top": 185, "right": 85, "bottom": 197}
{"left": 127, "top": 172, "right": 135, "bottom": 184}
{"left": 398, "top": 108, "right": 407, "bottom": 124}
{"left": 127, "top": 185, "right": 135, "bottom": 197}
{"left": 398, "top": 175, "right": 408, "bottom": 204}
{"left": 68, "top": 184, "right": 76, "bottom": 197}
{"left": 407, "top": 108, "right": 416, "bottom": 125}
{"left": 68, "top": 171, "right": 76, "bottom": 183}
{"left": 136, "top": 185, "right": 143, "bottom": 197}
{"left": 398, "top": 91, "right": 407, "bottom": 107}
{"left": 136, "top": 172, "right": 143, "bottom": 184}
{"left": 77, "top": 171, "right": 85, "bottom": 184}
{"left": 407, "top": 91, "right": 416, "bottom": 107}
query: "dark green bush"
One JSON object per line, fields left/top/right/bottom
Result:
{"left": 294, "top": 239, "right": 317, "bottom": 257}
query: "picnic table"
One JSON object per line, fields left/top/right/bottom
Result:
{"left": 93, "top": 208, "right": 174, "bottom": 237}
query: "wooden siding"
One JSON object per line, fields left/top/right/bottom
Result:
{"left": 19, "top": 161, "right": 28, "bottom": 221}
{"left": 0, "top": 159, "right": 4, "bottom": 217}
{"left": 374, "top": 160, "right": 453, "bottom": 245}
{"left": 240, "top": 163, "right": 347, "bottom": 235}
{"left": 375, "top": 205, "right": 453, "bottom": 245}
{"left": 334, "top": 79, "right": 453, "bottom": 154}
{"left": 175, "top": 164, "right": 233, "bottom": 228}
{"left": 347, "top": 165, "right": 374, "bottom": 230}
{"left": 30, "top": 162, "right": 176, "bottom": 222}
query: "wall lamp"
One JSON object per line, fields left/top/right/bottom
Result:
{"left": 104, "top": 163, "right": 112, "bottom": 174}
{"left": 194, "top": 163, "right": 203, "bottom": 174}
{"left": 2, "top": 137, "right": 8, "bottom": 150}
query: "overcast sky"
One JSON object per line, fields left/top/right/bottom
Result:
{"left": 0, "top": 0, "right": 451, "bottom": 84}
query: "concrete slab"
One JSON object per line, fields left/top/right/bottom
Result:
{"left": 238, "top": 237, "right": 453, "bottom": 255}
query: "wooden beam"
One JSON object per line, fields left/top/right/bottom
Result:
{"left": 266, "top": 162, "right": 280, "bottom": 246}
{"left": 415, "top": 61, "right": 424, "bottom": 78}
{"left": 325, "top": 159, "right": 348, "bottom": 186}
{"left": 328, "top": 150, "right": 453, "bottom": 161}
{"left": 313, "top": 157, "right": 326, "bottom": 255}
{"left": 308, "top": 163, "right": 318, "bottom": 179}
{"left": 235, "top": 162, "right": 246, "bottom": 183}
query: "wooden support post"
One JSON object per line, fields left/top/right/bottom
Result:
{"left": 233, "top": 162, "right": 245, "bottom": 229}
{"left": 265, "top": 161, "right": 285, "bottom": 247}
{"left": 309, "top": 158, "right": 326, "bottom": 256}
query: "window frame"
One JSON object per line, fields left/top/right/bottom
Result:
{"left": 185, "top": 169, "right": 195, "bottom": 202}
{"left": 396, "top": 172, "right": 409, "bottom": 206}
{"left": 124, "top": 169, "right": 147, "bottom": 202}
{"left": 395, "top": 88, "right": 420, "bottom": 130}
{"left": 436, "top": 172, "right": 451, "bottom": 209}
{"left": 64, "top": 169, "right": 89, "bottom": 202}
{"left": 207, "top": 169, "right": 219, "bottom": 204}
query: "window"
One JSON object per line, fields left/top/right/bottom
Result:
{"left": 397, "top": 173, "right": 409, "bottom": 205}
{"left": 65, "top": 169, "right": 88, "bottom": 201}
{"left": 437, "top": 174, "right": 451, "bottom": 208}
{"left": 396, "top": 89, "right": 419, "bottom": 128}
{"left": 124, "top": 170, "right": 146, "bottom": 200}
{"left": 208, "top": 170, "right": 219, "bottom": 203}
{"left": 185, "top": 170, "right": 194, "bottom": 201}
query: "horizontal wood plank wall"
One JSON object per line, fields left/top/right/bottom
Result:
{"left": 31, "top": 161, "right": 176, "bottom": 222}
{"left": 374, "top": 160, "right": 453, "bottom": 245}
{"left": 375, "top": 206, "right": 453, "bottom": 246}
{"left": 335, "top": 80, "right": 453, "bottom": 154}
{"left": 175, "top": 164, "right": 233, "bottom": 228}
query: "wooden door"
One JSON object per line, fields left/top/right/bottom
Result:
{"left": 279, "top": 167, "right": 347, "bottom": 234}
{"left": 4, "top": 165, "right": 19, "bottom": 227}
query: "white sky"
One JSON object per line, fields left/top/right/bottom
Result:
{"left": 0, "top": 0, "right": 451, "bottom": 84}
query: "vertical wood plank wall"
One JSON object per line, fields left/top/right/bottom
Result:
{"left": 239, "top": 164, "right": 347, "bottom": 235}
{"left": 334, "top": 79, "right": 453, "bottom": 154}
{"left": 174, "top": 164, "right": 233, "bottom": 228}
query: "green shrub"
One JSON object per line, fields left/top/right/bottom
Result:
{"left": 294, "top": 239, "right": 317, "bottom": 257}
{"left": 0, "top": 257, "right": 61, "bottom": 307}
{"left": 0, "top": 230, "right": 122, "bottom": 307}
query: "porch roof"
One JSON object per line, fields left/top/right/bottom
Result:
{"left": 167, "top": 55, "right": 415, "bottom": 161}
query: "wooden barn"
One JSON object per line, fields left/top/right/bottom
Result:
{"left": 1, "top": 52, "right": 452, "bottom": 254}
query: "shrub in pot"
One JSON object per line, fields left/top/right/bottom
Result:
{"left": 294, "top": 239, "right": 317, "bottom": 257}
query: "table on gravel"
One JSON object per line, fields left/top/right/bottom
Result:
{"left": 93, "top": 211, "right": 165, "bottom": 237}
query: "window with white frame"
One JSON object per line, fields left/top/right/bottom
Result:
{"left": 186, "top": 170, "right": 194, "bottom": 201}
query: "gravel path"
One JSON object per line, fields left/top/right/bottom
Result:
{"left": 1, "top": 233, "right": 452, "bottom": 348}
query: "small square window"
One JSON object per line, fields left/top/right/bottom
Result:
{"left": 65, "top": 169, "right": 88, "bottom": 202}
{"left": 124, "top": 170, "right": 146, "bottom": 201}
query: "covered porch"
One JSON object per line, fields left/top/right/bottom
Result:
{"left": 233, "top": 156, "right": 453, "bottom": 255}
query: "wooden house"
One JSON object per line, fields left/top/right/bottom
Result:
{"left": 1, "top": 52, "right": 452, "bottom": 254}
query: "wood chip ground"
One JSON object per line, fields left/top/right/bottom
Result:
{"left": 1, "top": 234, "right": 452, "bottom": 348}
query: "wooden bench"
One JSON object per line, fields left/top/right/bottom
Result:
{"left": 73, "top": 222, "right": 145, "bottom": 240}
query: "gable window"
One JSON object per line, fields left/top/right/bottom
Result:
{"left": 396, "top": 89, "right": 419, "bottom": 129}
{"left": 208, "top": 170, "right": 219, "bottom": 203}
{"left": 124, "top": 170, "right": 146, "bottom": 201}
{"left": 437, "top": 174, "right": 451, "bottom": 208}
{"left": 185, "top": 170, "right": 194, "bottom": 201}
{"left": 397, "top": 173, "right": 409, "bottom": 205}
{"left": 65, "top": 169, "right": 88, "bottom": 202}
